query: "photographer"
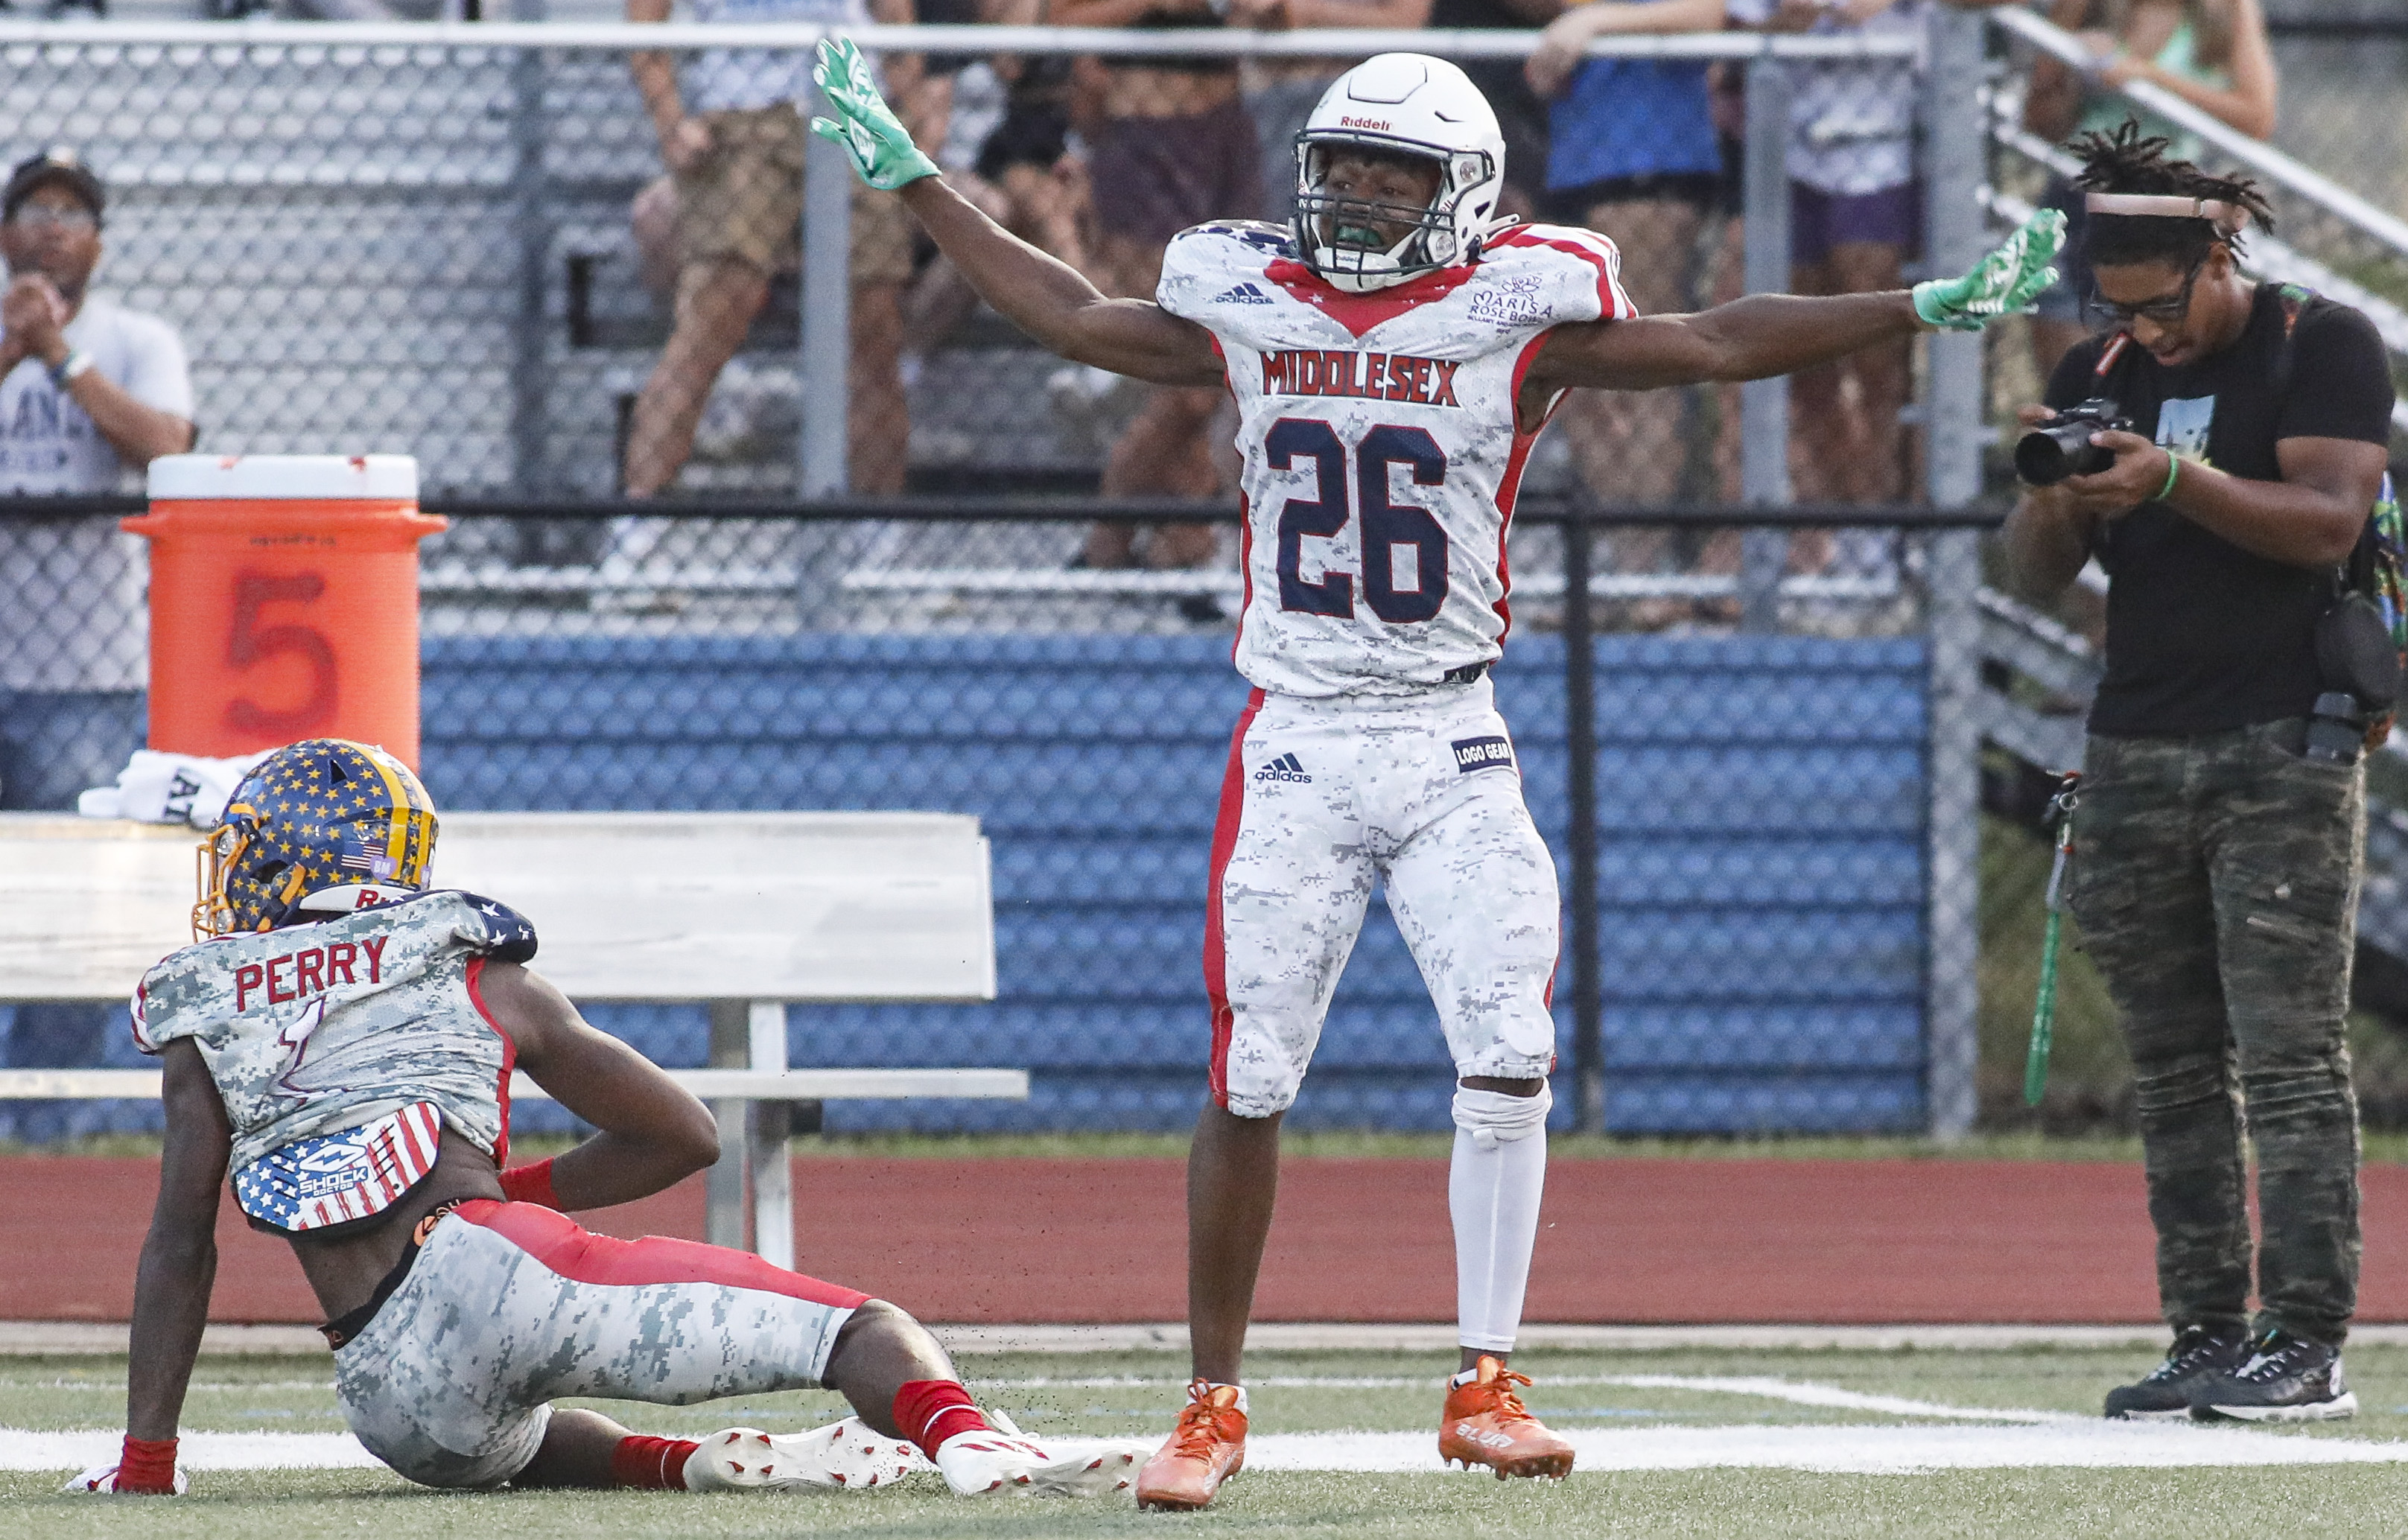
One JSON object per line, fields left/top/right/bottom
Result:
{"left": 2004, "top": 124, "right": 2395, "bottom": 1423}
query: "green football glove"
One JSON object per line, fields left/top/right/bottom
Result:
{"left": 1912, "top": 209, "right": 2068, "bottom": 332}
{"left": 810, "top": 36, "right": 940, "bottom": 193}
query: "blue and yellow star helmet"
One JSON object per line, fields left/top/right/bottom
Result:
{"left": 194, "top": 739, "right": 438, "bottom": 938}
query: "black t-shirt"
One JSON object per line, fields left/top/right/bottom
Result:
{"left": 2045, "top": 283, "right": 2396, "bottom": 736}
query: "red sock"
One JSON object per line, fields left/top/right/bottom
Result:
{"left": 610, "top": 1434, "right": 699, "bottom": 1490}
{"left": 892, "top": 1379, "right": 993, "bottom": 1460}
{"left": 114, "top": 1435, "right": 178, "bottom": 1494}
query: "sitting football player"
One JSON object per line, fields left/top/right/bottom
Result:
{"left": 74, "top": 738, "right": 1148, "bottom": 1500}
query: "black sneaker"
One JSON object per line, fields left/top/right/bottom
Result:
{"left": 2103, "top": 1326, "right": 2249, "bottom": 1420}
{"left": 2190, "top": 1329, "right": 2357, "bottom": 1422}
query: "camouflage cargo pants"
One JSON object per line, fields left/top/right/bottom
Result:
{"left": 2068, "top": 719, "right": 2365, "bottom": 1346}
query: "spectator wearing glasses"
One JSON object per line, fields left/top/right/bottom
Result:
{"left": 0, "top": 149, "right": 195, "bottom": 1129}
{"left": 1, "top": 148, "right": 194, "bottom": 704}
{"left": 2023, "top": 0, "right": 2277, "bottom": 378}
{"left": 0, "top": 152, "right": 194, "bottom": 505}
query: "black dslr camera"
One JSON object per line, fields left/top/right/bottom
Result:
{"left": 2015, "top": 398, "right": 2132, "bottom": 486}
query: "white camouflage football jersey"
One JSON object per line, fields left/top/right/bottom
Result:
{"left": 134, "top": 890, "right": 539, "bottom": 1173}
{"left": 1159, "top": 220, "right": 1636, "bottom": 698}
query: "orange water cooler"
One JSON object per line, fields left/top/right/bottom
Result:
{"left": 125, "top": 455, "right": 447, "bottom": 768}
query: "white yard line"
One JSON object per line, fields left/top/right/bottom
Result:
{"left": 973, "top": 1373, "right": 2070, "bottom": 1424}
{"left": 2, "top": 1430, "right": 383, "bottom": 1471}
{"left": 1248, "top": 1422, "right": 2408, "bottom": 1474}
{"left": 1601, "top": 1375, "right": 2074, "bottom": 1424}
{"left": 10, "top": 1419, "right": 2408, "bottom": 1476}
{"left": 7, "top": 1376, "right": 2406, "bottom": 1477}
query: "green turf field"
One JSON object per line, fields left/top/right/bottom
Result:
{"left": 10, "top": 1345, "right": 2408, "bottom": 1536}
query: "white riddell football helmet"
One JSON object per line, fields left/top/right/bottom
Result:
{"left": 1293, "top": 53, "right": 1506, "bottom": 294}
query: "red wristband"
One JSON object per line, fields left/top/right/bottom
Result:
{"left": 116, "top": 1435, "right": 177, "bottom": 1493}
{"left": 497, "top": 1157, "right": 561, "bottom": 1209}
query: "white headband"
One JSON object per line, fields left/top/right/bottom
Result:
{"left": 2084, "top": 192, "right": 2250, "bottom": 233}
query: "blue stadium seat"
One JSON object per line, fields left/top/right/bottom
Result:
{"left": 0, "top": 634, "right": 1936, "bottom": 1141}
{"left": 416, "top": 631, "right": 1932, "bottom": 1136}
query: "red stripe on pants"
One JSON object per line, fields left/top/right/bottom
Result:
{"left": 452, "top": 1199, "right": 871, "bottom": 1309}
{"left": 1203, "top": 687, "right": 1268, "bottom": 1110}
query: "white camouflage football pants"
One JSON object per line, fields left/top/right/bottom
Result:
{"left": 1207, "top": 676, "right": 1560, "bottom": 1117}
{"left": 334, "top": 1199, "right": 865, "bottom": 1488}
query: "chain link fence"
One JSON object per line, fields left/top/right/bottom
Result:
{"left": 1, "top": 502, "right": 1980, "bottom": 1146}
{"left": 0, "top": 13, "right": 2214, "bottom": 1143}
{"left": 1981, "top": 6, "right": 2408, "bottom": 452}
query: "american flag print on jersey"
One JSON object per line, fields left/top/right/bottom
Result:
{"left": 134, "top": 890, "right": 539, "bottom": 1174}
{"left": 235, "top": 1099, "right": 444, "bottom": 1235}
{"left": 1159, "top": 219, "right": 1636, "bottom": 699}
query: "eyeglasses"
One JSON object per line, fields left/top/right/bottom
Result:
{"left": 2088, "top": 254, "right": 2208, "bottom": 327}
{"left": 7, "top": 205, "right": 98, "bottom": 232}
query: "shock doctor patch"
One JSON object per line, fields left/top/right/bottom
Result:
{"left": 1452, "top": 735, "right": 1516, "bottom": 774}
{"left": 234, "top": 1100, "right": 443, "bottom": 1238}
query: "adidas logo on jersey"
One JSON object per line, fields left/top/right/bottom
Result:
{"left": 1212, "top": 282, "right": 1275, "bottom": 305}
{"left": 1253, "top": 753, "right": 1312, "bottom": 784}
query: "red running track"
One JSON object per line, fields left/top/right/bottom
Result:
{"left": 10, "top": 1156, "right": 2408, "bottom": 1324}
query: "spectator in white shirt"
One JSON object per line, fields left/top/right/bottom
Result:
{"left": 0, "top": 149, "right": 194, "bottom": 701}
{"left": 1724, "top": 0, "right": 1998, "bottom": 506}
{"left": 0, "top": 151, "right": 193, "bottom": 497}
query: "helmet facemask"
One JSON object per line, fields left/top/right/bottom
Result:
{"left": 192, "top": 817, "right": 250, "bottom": 941}
{"left": 1294, "top": 136, "right": 1495, "bottom": 294}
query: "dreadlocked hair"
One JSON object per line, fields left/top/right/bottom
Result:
{"left": 2070, "top": 118, "right": 2274, "bottom": 270}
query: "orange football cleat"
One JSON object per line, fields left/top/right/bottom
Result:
{"left": 1439, "top": 1356, "right": 1576, "bottom": 1480}
{"left": 1135, "top": 1379, "right": 1248, "bottom": 1510}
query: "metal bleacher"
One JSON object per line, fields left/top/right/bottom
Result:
{"left": 416, "top": 631, "right": 1933, "bottom": 1135}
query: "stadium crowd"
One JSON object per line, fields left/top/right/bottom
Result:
{"left": 0, "top": 2, "right": 2283, "bottom": 535}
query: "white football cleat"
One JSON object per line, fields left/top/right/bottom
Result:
{"left": 932, "top": 1425, "right": 1155, "bottom": 1498}
{"left": 683, "top": 1418, "right": 930, "bottom": 1492}
{"left": 64, "top": 1463, "right": 188, "bottom": 1495}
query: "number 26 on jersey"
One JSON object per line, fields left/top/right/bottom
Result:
{"left": 1270, "top": 418, "right": 1451, "bottom": 624}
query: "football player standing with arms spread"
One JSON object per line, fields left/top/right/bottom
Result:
{"left": 811, "top": 38, "right": 2060, "bottom": 1509}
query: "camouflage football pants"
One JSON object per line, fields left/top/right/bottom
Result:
{"left": 2068, "top": 719, "right": 2365, "bottom": 1346}
{"left": 336, "top": 1200, "right": 866, "bottom": 1487}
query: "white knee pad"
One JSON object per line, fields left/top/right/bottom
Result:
{"left": 1452, "top": 1083, "right": 1552, "bottom": 1151}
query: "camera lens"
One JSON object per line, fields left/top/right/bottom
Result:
{"left": 2015, "top": 420, "right": 2115, "bottom": 486}
{"left": 2015, "top": 424, "right": 2080, "bottom": 486}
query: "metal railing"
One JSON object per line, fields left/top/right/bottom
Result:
{"left": 0, "top": 16, "right": 1966, "bottom": 507}
{"left": 1988, "top": 6, "right": 2408, "bottom": 264}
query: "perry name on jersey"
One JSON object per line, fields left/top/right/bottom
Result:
{"left": 134, "top": 890, "right": 540, "bottom": 1174}
{"left": 1160, "top": 219, "right": 1635, "bottom": 699}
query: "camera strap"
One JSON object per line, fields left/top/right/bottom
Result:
{"left": 2089, "top": 329, "right": 2135, "bottom": 386}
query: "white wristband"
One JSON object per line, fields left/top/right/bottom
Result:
{"left": 49, "top": 349, "right": 94, "bottom": 389}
